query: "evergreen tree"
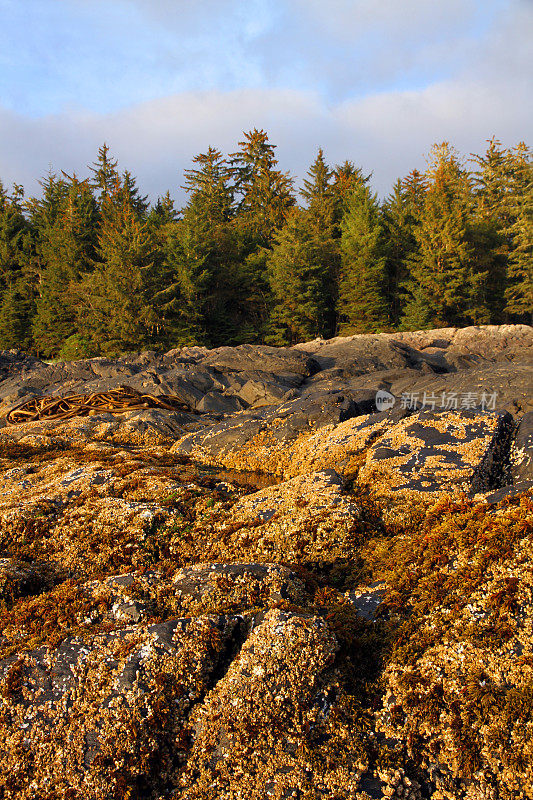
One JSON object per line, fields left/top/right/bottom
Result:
{"left": 505, "top": 155, "right": 533, "bottom": 321}
{"left": 183, "top": 147, "right": 233, "bottom": 226}
{"left": 470, "top": 138, "right": 519, "bottom": 322}
{"left": 267, "top": 209, "right": 337, "bottom": 344}
{"left": 382, "top": 181, "right": 413, "bottom": 326}
{"left": 77, "top": 187, "right": 156, "bottom": 355}
{"left": 331, "top": 161, "right": 370, "bottom": 223}
{"left": 180, "top": 147, "right": 244, "bottom": 343}
{"left": 381, "top": 172, "right": 427, "bottom": 326}
{"left": 229, "top": 129, "right": 295, "bottom": 242}
{"left": 89, "top": 143, "right": 120, "bottom": 202}
{"left": 337, "top": 183, "right": 388, "bottom": 333}
{"left": 31, "top": 176, "right": 98, "bottom": 356}
{"left": 149, "top": 192, "right": 179, "bottom": 228}
{"left": 301, "top": 148, "right": 335, "bottom": 230}
{"left": 401, "top": 143, "right": 486, "bottom": 329}
{"left": 180, "top": 144, "right": 268, "bottom": 344}
{"left": 0, "top": 183, "right": 34, "bottom": 349}
{"left": 119, "top": 170, "right": 149, "bottom": 218}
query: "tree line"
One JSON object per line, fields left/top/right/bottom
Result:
{"left": 0, "top": 131, "right": 531, "bottom": 358}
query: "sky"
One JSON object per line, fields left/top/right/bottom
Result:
{"left": 0, "top": 0, "right": 531, "bottom": 203}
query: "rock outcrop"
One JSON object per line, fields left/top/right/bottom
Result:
{"left": 0, "top": 325, "right": 532, "bottom": 799}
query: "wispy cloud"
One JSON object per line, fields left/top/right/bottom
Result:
{"left": 0, "top": 0, "right": 530, "bottom": 202}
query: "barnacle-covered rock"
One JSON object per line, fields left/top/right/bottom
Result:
{"left": 0, "top": 327, "right": 532, "bottom": 799}
{"left": 0, "top": 615, "right": 240, "bottom": 799}
{"left": 178, "top": 609, "right": 371, "bottom": 798}
{"left": 357, "top": 409, "right": 514, "bottom": 522}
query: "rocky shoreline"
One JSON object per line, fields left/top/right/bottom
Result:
{"left": 0, "top": 325, "right": 532, "bottom": 799}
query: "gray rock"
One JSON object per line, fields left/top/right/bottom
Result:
{"left": 510, "top": 412, "right": 533, "bottom": 483}
{"left": 199, "top": 343, "right": 319, "bottom": 378}
{"left": 196, "top": 392, "right": 247, "bottom": 414}
{"left": 173, "top": 389, "right": 369, "bottom": 458}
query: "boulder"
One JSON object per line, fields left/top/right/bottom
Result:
{"left": 0, "top": 615, "right": 240, "bottom": 799}
{"left": 179, "top": 610, "right": 353, "bottom": 798}
{"left": 172, "top": 389, "right": 376, "bottom": 474}
{"left": 358, "top": 410, "right": 514, "bottom": 516}
{"left": 199, "top": 343, "right": 319, "bottom": 378}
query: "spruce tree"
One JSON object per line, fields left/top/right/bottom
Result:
{"left": 382, "top": 180, "right": 414, "bottom": 326}
{"left": 31, "top": 176, "right": 98, "bottom": 356}
{"left": 470, "top": 138, "right": 519, "bottom": 322}
{"left": 505, "top": 155, "right": 533, "bottom": 321}
{"left": 77, "top": 186, "right": 156, "bottom": 355}
{"left": 301, "top": 148, "right": 335, "bottom": 230}
{"left": 0, "top": 183, "right": 34, "bottom": 349}
{"left": 119, "top": 170, "right": 149, "bottom": 218}
{"left": 179, "top": 146, "right": 247, "bottom": 344}
{"left": 266, "top": 209, "right": 337, "bottom": 344}
{"left": 149, "top": 192, "right": 179, "bottom": 228}
{"left": 89, "top": 143, "right": 120, "bottom": 202}
{"left": 183, "top": 147, "right": 233, "bottom": 226}
{"left": 331, "top": 161, "right": 371, "bottom": 224}
{"left": 401, "top": 143, "right": 485, "bottom": 329}
{"left": 229, "top": 129, "right": 295, "bottom": 243}
{"left": 337, "top": 183, "right": 388, "bottom": 333}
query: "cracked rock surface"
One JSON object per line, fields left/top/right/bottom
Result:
{"left": 0, "top": 325, "right": 532, "bottom": 799}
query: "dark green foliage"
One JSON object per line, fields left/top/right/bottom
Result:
{"left": 301, "top": 148, "right": 336, "bottom": 231}
{"left": 504, "top": 147, "right": 533, "bottom": 321}
{"left": 31, "top": 176, "right": 98, "bottom": 356}
{"left": 401, "top": 143, "right": 486, "bottom": 329}
{"left": 470, "top": 138, "right": 526, "bottom": 322}
{"left": 338, "top": 183, "right": 388, "bottom": 333}
{"left": 0, "top": 134, "right": 530, "bottom": 357}
{"left": 229, "top": 128, "right": 295, "bottom": 242}
{"left": 89, "top": 142, "right": 120, "bottom": 202}
{"left": 266, "top": 209, "right": 337, "bottom": 344}
{"left": 76, "top": 186, "right": 157, "bottom": 356}
{"left": 0, "top": 183, "right": 34, "bottom": 349}
{"left": 381, "top": 177, "right": 424, "bottom": 326}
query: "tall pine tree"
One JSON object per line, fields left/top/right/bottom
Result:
{"left": 401, "top": 143, "right": 485, "bottom": 329}
{"left": 77, "top": 184, "right": 156, "bottom": 355}
{"left": 0, "top": 183, "right": 34, "bottom": 349}
{"left": 31, "top": 175, "right": 98, "bottom": 356}
{"left": 505, "top": 152, "right": 533, "bottom": 321}
{"left": 267, "top": 209, "right": 337, "bottom": 344}
{"left": 229, "top": 129, "right": 295, "bottom": 244}
{"left": 337, "top": 183, "right": 388, "bottom": 333}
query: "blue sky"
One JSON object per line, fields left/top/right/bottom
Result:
{"left": 0, "top": 0, "right": 531, "bottom": 201}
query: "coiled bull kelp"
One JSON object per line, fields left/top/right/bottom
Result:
{"left": 6, "top": 385, "right": 196, "bottom": 424}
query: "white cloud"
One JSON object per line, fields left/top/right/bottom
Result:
{"left": 0, "top": 1, "right": 530, "bottom": 202}
{"left": 0, "top": 68, "right": 529, "bottom": 206}
{"left": 291, "top": 0, "right": 480, "bottom": 40}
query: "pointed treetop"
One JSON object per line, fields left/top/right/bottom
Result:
{"left": 89, "top": 143, "right": 120, "bottom": 200}
{"left": 301, "top": 148, "right": 333, "bottom": 204}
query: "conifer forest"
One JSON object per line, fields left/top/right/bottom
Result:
{"left": 0, "top": 131, "right": 531, "bottom": 358}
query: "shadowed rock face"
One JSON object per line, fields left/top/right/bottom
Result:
{"left": 0, "top": 325, "right": 532, "bottom": 799}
